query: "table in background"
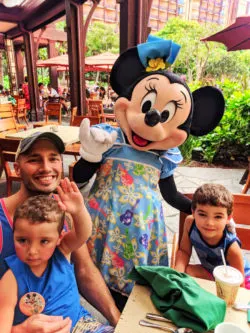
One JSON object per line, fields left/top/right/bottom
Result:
{"left": 114, "top": 279, "right": 250, "bottom": 333}
{"left": 6, "top": 125, "right": 80, "bottom": 146}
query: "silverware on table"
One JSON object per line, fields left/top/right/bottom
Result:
{"left": 146, "top": 313, "right": 172, "bottom": 323}
{"left": 139, "top": 319, "right": 193, "bottom": 333}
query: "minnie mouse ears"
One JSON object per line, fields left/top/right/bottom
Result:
{"left": 110, "top": 35, "right": 181, "bottom": 95}
{"left": 190, "top": 86, "right": 225, "bottom": 136}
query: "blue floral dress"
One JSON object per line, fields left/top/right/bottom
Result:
{"left": 86, "top": 124, "right": 182, "bottom": 296}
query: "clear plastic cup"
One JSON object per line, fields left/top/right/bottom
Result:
{"left": 213, "top": 265, "right": 243, "bottom": 306}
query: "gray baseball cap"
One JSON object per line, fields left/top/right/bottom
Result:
{"left": 15, "top": 132, "right": 65, "bottom": 160}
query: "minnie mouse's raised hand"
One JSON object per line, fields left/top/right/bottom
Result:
{"left": 79, "top": 118, "right": 117, "bottom": 162}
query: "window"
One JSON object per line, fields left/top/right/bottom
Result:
{"left": 178, "top": 7, "right": 184, "bottom": 14}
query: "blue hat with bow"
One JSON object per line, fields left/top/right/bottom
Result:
{"left": 110, "top": 35, "right": 181, "bottom": 96}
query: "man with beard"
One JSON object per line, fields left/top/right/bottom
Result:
{"left": 0, "top": 132, "right": 120, "bottom": 333}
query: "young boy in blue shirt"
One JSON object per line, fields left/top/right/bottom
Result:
{"left": 0, "top": 178, "right": 114, "bottom": 332}
{"left": 175, "top": 183, "right": 249, "bottom": 288}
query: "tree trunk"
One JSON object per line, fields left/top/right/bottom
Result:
{"left": 196, "top": 43, "right": 209, "bottom": 82}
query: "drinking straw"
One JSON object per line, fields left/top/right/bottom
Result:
{"left": 220, "top": 249, "right": 229, "bottom": 276}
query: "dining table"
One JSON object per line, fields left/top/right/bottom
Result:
{"left": 114, "top": 279, "right": 250, "bottom": 333}
{"left": 5, "top": 125, "right": 80, "bottom": 146}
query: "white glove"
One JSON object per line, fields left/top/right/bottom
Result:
{"left": 79, "top": 118, "right": 117, "bottom": 163}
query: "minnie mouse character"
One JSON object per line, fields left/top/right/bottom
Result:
{"left": 73, "top": 36, "right": 225, "bottom": 309}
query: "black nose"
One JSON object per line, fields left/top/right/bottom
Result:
{"left": 144, "top": 109, "right": 161, "bottom": 127}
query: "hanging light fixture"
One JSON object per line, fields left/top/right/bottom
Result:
{"left": 2, "top": 0, "right": 24, "bottom": 7}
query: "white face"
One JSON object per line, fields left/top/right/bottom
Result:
{"left": 14, "top": 140, "right": 63, "bottom": 195}
{"left": 193, "top": 204, "right": 230, "bottom": 245}
{"left": 14, "top": 218, "right": 61, "bottom": 275}
{"left": 115, "top": 74, "right": 191, "bottom": 151}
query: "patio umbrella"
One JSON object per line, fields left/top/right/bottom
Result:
{"left": 85, "top": 52, "right": 118, "bottom": 71}
{"left": 37, "top": 54, "right": 69, "bottom": 67}
{"left": 37, "top": 52, "right": 119, "bottom": 71}
{"left": 201, "top": 16, "right": 250, "bottom": 51}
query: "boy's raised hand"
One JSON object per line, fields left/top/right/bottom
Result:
{"left": 55, "top": 178, "right": 84, "bottom": 216}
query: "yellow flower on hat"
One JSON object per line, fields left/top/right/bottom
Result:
{"left": 146, "top": 58, "right": 166, "bottom": 72}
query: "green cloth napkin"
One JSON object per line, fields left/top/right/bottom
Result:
{"left": 128, "top": 266, "right": 226, "bottom": 333}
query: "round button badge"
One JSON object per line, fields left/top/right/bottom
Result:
{"left": 19, "top": 292, "right": 45, "bottom": 316}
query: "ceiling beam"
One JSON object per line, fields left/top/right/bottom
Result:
{"left": 24, "top": 0, "right": 65, "bottom": 32}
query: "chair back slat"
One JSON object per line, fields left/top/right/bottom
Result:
{"left": 0, "top": 103, "right": 13, "bottom": 113}
{"left": 3, "top": 151, "right": 17, "bottom": 163}
{"left": 45, "top": 103, "right": 62, "bottom": 124}
{"left": 70, "top": 106, "right": 99, "bottom": 126}
{"left": 0, "top": 103, "right": 14, "bottom": 120}
{"left": 0, "top": 118, "right": 18, "bottom": 135}
{"left": 0, "top": 137, "right": 22, "bottom": 196}
{"left": 71, "top": 116, "right": 85, "bottom": 127}
{"left": 87, "top": 100, "right": 103, "bottom": 119}
{"left": 0, "top": 110, "right": 14, "bottom": 118}
{"left": 13, "top": 98, "right": 28, "bottom": 125}
{"left": 17, "top": 98, "right": 26, "bottom": 108}
{"left": 233, "top": 195, "right": 250, "bottom": 249}
{"left": 0, "top": 138, "right": 20, "bottom": 152}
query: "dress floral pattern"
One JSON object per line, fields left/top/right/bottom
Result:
{"left": 86, "top": 124, "right": 182, "bottom": 296}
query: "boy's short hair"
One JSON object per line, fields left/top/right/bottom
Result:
{"left": 13, "top": 195, "right": 64, "bottom": 233}
{"left": 191, "top": 183, "right": 233, "bottom": 216}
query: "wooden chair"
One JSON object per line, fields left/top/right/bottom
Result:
{"left": 69, "top": 102, "right": 100, "bottom": 126}
{"left": 33, "top": 102, "right": 62, "bottom": 128}
{"left": 170, "top": 193, "right": 250, "bottom": 268}
{"left": 65, "top": 106, "right": 81, "bottom": 161}
{"left": 69, "top": 106, "right": 86, "bottom": 127}
{"left": 0, "top": 103, "right": 26, "bottom": 138}
{"left": 14, "top": 98, "right": 29, "bottom": 125}
{"left": 87, "top": 99, "right": 103, "bottom": 125}
{"left": 242, "top": 157, "right": 250, "bottom": 194}
{"left": 0, "top": 137, "right": 22, "bottom": 196}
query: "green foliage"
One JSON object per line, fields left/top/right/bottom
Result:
{"left": 38, "top": 47, "right": 48, "bottom": 60}
{"left": 156, "top": 18, "right": 217, "bottom": 80}
{"left": 86, "top": 22, "right": 119, "bottom": 55}
{"left": 180, "top": 81, "right": 250, "bottom": 163}
{"left": 3, "top": 75, "right": 10, "bottom": 89}
{"left": 195, "top": 89, "right": 249, "bottom": 163}
{"left": 179, "top": 136, "right": 197, "bottom": 163}
{"left": 205, "top": 48, "right": 250, "bottom": 83}
{"left": 216, "top": 79, "right": 242, "bottom": 99}
{"left": 37, "top": 69, "right": 50, "bottom": 86}
{"left": 56, "top": 41, "right": 67, "bottom": 55}
{"left": 55, "top": 21, "right": 66, "bottom": 31}
{"left": 156, "top": 18, "right": 250, "bottom": 86}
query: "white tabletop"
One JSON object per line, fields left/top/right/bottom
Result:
{"left": 6, "top": 125, "right": 80, "bottom": 146}
{"left": 114, "top": 279, "right": 250, "bottom": 333}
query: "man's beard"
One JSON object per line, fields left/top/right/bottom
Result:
{"left": 22, "top": 177, "right": 59, "bottom": 196}
{"left": 26, "top": 186, "right": 55, "bottom": 196}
